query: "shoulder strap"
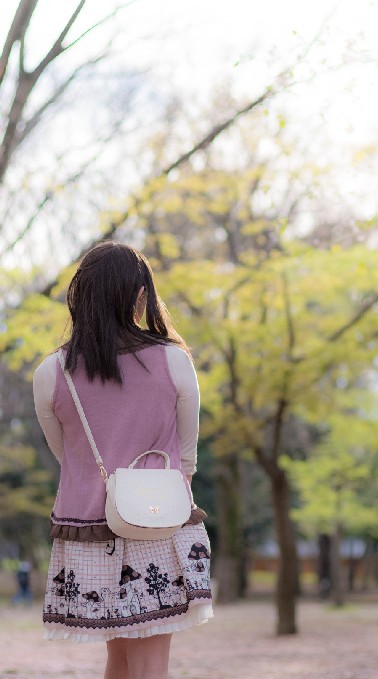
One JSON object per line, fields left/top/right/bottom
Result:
{"left": 57, "top": 350, "right": 108, "bottom": 481}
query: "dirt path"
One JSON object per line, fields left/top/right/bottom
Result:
{"left": 1, "top": 599, "right": 378, "bottom": 679}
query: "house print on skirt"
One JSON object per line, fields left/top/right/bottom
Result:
{"left": 43, "top": 524, "right": 213, "bottom": 641}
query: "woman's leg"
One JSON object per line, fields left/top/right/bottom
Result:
{"left": 104, "top": 638, "right": 130, "bottom": 679}
{"left": 126, "top": 633, "right": 172, "bottom": 679}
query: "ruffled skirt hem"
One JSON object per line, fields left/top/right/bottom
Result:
{"left": 43, "top": 602, "right": 213, "bottom": 642}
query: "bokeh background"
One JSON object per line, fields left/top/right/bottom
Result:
{"left": 1, "top": 0, "right": 378, "bottom": 675}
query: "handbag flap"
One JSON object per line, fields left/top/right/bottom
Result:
{"left": 112, "top": 468, "right": 191, "bottom": 528}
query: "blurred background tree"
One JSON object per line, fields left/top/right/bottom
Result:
{"left": 284, "top": 416, "right": 378, "bottom": 607}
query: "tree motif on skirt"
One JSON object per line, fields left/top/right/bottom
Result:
{"left": 65, "top": 569, "right": 80, "bottom": 618}
{"left": 144, "top": 563, "right": 171, "bottom": 610}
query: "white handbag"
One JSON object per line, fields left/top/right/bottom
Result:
{"left": 58, "top": 351, "right": 192, "bottom": 540}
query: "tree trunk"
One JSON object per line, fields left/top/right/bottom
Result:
{"left": 373, "top": 540, "right": 378, "bottom": 586}
{"left": 360, "top": 539, "right": 373, "bottom": 591}
{"left": 318, "top": 534, "right": 331, "bottom": 598}
{"left": 214, "top": 455, "right": 245, "bottom": 602}
{"left": 348, "top": 557, "right": 356, "bottom": 593}
{"left": 330, "top": 523, "right": 343, "bottom": 606}
{"left": 270, "top": 469, "right": 298, "bottom": 634}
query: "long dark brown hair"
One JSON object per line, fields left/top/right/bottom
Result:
{"left": 63, "top": 241, "right": 188, "bottom": 383}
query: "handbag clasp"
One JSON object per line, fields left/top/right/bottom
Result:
{"left": 98, "top": 462, "right": 108, "bottom": 482}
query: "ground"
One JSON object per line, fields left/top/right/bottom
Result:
{"left": 0, "top": 599, "right": 378, "bottom": 679}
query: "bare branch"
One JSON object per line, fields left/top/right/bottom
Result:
{"left": 0, "top": 2, "right": 87, "bottom": 185}
{"left": 62, "top": 81, "right": 287, "bottom": 262}
{"left": 2, "top": 121, "right": 115, "bottom": 257}
{"left": 15, "top": 52, "right": 107, "bottom": 147}
{"left": 19, "top": 34, "right": 26, "bottom": 75}
{"left": 0, "top": 0, "right": 119, "bottom": 186}
{"left": 0, "top": 72, "right": 36, "bottom": 183}
{"left": 32, "top": 1, "right": 86, "bottom": 79}
{"left": 3, "top": 193, "right": 51, "bottom": 255}
{"left": 0, "top": 0, "right": 38, "bottom": 87}
{"left": 164, "top": 90, "right": 275, "bottom": 175}
{"left": 162, "top": 13, "right": 334, "bottom": 179}
{"left": 63, "top": 1, "right": 137, "bottom": 52}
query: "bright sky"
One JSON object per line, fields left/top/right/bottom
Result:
{"left": 44, "top": 0, "right": 378, "bottom": 166}
{"left": 112, "top": 0, "right": 378, "bottom": 224}
{"left": 2, "top": 0, "right": 376, "bottom": 144}
{"left": 1, "top": 0, "right": 378, "bottom": 268}
{"left": 99, "top": 0, "right": 378, "bottom": 138}
{"left": 129, "top": 0, "right": 378, "bottom": 160}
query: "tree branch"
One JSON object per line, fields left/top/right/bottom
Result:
{"left": 15, "top": 52, "right": 107, "bottom": 148}
{"left": 54, "top": 79, "right": 287, "bottom": 269}
{"left": 62, "top": 1, "right": 137, "bottom": 52}
{"left": 164, "top": 90, "right": 275, "bottom": 175}
{"left": 0, "top": 71, "right": 36, "bottom": 184}
{"left": 0, "top": 2, "right": 87, "bottom": 185}
{"left": 2, "top": 194, "right": 51, "bottom": 256}
{"left": 0, "top": 0, "right": 38, "bottom": 87}
{"left": 32, "top": 1, "right": 86, "bottom": 78}
{"left": 327, "top": 293, "right": 378, "bottom": 343}
{"left": 282, "top": 272, "right": 295, "bottom": 354}
{"left": 267, "top": 273, "right": 297, "bottom": 460}
{"left": 0, "top": 0, "right": 125, "bottom": 187}
{"left": 224, "top": 336, "right": 243, "bottom": 413}
{"left": 2, "top": 126, "right": 117, "bottom": 258}
{"left": 271, "top": 398, "right": 288, "bottom": 460}
{"left": 19, "top": 34, "right": 26, "bottom": 75}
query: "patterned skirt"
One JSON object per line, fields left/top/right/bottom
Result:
{"left": 43, "top": 523, "right": 213, "bottom": 642}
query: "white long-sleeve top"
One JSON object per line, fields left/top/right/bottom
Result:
{"left": 33, "top": 345, "right": 199, "bottom": 476}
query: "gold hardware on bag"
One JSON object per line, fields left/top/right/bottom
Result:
{"left": 98, "top": 463, "right": 108, "bottom": 481}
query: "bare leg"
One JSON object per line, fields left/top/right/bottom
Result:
{"left": 104, "top": 638, "right": 130, "bottom": 679}
{"left": 126, "top": 633, "right": 172, "bottom": 679}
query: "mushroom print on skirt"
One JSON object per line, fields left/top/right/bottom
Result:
{"left": 52, "top": 568, "right": 65, "bottom": 598}
{"left": 184, "top": 543, "right": 211, "bottom": 591}
{"left": 117, "top": 565, "right": 146, "bottom": 618}
{"left": 43, "top": 524, "right": 213, "bottom": 641}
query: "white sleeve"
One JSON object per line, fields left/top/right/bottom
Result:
{"left": 33, "top": 354, "right": 64, "bottom": 464}
{"left": 165, "top": 345, "right": 199, "bottom": 476}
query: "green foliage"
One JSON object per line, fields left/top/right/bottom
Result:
{"left": 0, "top": 444, "right": 55, "bottom": 519}
{"left": 157, "top": 242, "right": 378, "bottom": 438}
{"left": 282, "top": 416, "right": 378, "bottom": 537}
{"left": 1, "top": 292, "right": 69, "bottom": 372}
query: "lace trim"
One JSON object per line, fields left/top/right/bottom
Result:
{"left": 42, "top": 591, "right": 211, "bottom": 630}
{"left": 43, "top": 603, "right": 214, "bottom": 642}
{"left": 51, "top": 512, "right": 107, "bottom": 525}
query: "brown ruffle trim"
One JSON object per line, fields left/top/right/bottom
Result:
{"left": 50, "top": 523, "right": 116, "bottom": 542}
{"left": 50, "top": 506, "right": 208, "bottom": 542}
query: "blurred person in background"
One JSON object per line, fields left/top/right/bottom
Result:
{"left": 13, "top": 560, "right": 32, "bottom": 605}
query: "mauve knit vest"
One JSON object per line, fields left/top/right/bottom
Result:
{"left": 51, "top": 345, "right": 184, "bottom": 527}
